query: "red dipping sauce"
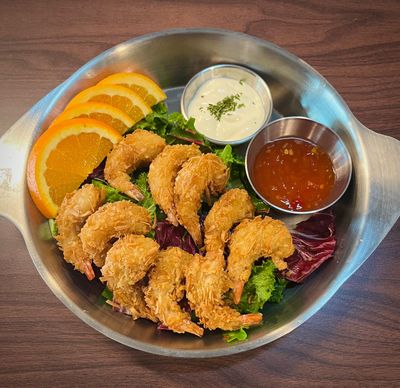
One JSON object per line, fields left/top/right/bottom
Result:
{"left": 252, "top": 137, "right": 335, "bottom": 211}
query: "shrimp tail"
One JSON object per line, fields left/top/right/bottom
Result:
{"left": 126, "top": 188, "right": 144, "bottom": 201}
{"left": 82, "top": 261, "right": 95, "bottom": 281}
{"left": 233, "top": 280, "right": 245, "bottom": 304}
{"left": 240, "top": 313, "right": 263, "bottom": 327}
{"left": 179, "top": 320, "right": 204, "bottom": 337}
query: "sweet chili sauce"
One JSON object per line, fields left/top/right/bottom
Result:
{"left": 252, "top": 137, "right": 335, "bottom": 211}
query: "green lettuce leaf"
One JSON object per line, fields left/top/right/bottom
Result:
{"left": 101, "top": 286, "right": 113, "bottom": 300}
{"left": 223, "top": 328, "right": 248, "bottom": 343}
{"left": 48, "top": 218, "right": 58, "bottom": 237}
{"left": 136, "top": 172, "right": 157, "bottom": 222}
{"left": 269, "top": 277, "right": 288, "bottom": 303}
{"left": 135, "top": 102, "right": 212, "bottom": 149}
{"left": 38, "top": 219, "right": 58, "bottom": 240}
{"left": 239, "top": 260, "right": 276, "bottom": 313}
{"left": 215, "top": 144, "right": 245, "bottom": 166}
{"left": 92, "top": 179, "right": 132, "bottom": 203}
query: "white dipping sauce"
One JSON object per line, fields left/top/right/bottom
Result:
{"left": 187, "top": 77, "right": 266, "bottom": 142}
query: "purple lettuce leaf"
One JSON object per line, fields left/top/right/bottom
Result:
{"left": 155, "top": 221, "right": 197, "bottom": 255}
{"left": 283, "top": 210, "right": 336, "bottom": 283}
{"left": 83, "top": 158, "right": 106, "bottom": 184}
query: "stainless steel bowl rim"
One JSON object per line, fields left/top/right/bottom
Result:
{"left": 180, "top": 63, "right": 273, "bottom": 145}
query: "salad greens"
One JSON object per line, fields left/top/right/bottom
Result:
{"left": 224, "top": 260, "right": 288, "bottom": 343}
{"left": 136, "top": 172, "right": 157, "bottom": 222}
{"left": 238, "top": 260, "right": 277, "bottom": 314}
{"left": 92, "top": 175, "right": 157, "bottom": 222}
{"left": 92, "top": 179, "right": 131, "bottom": 203}
{"left": 38, "top": 218, "right": 58, "bottom": 241}
{"left": 134, "top": 102, "right": 212, "bottom": 149}
{"left": 48, "top": 218, "right": 58, "bottom": 237}
{"left": 223, "top": 328, "right": 248, "bottom": 343}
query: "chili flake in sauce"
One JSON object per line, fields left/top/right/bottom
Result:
{"left": 252, "top": 138, "right": 335, "bottom": 211}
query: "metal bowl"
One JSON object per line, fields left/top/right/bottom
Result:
{"left": 180, "top": 63, "right": 273, "bottom": 145}
{"left": 246, "top": 117, "right": 352, "bottom": 214}
{"left": 0, "top": 29, "right": 399, "bottom": 358}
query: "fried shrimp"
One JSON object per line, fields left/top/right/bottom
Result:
{"left": 227, "top": 216, "right": 295, "bottom": 304}
{"left": 104, "top": 129, "right": 166, "bottom": 200}
{"left": 186, "top": 253, "right": 262, "bottom": 331}
{"left": 145, "top": 247, "right": 204, "bottom": 337}
{"left": 148, "top": 144, "right": 201, "bottom": 225}
{"left": 55, "top": 184, "right": 105, "bottom": 280}
{"left": 204, "top": 188, "right": 255, "bottom": 255}
{"left": 80, "top": 201, "right": 151, "bottom": 267}
{"left": 101, "top": 234, "right": 160, "bottom": 321}
{"left": 174, "top": 154, "right": 229, "bottom": 246}
{"left": 101, "top": 234, "right": 160, "bottom": 288}
{"left": 113, "top": 282, "right": 157, "bottom": 322}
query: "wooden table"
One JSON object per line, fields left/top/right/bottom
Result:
{"left": 1, "top": 1, "right": 399, "bottom": 386}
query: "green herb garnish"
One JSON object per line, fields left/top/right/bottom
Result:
{"left": 207, "top": 94, "right": 245, "bottom": 121}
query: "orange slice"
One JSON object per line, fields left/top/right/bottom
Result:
{"left": 27, "top": 118, "right": 122, "bottom": 218}
{"left": 97, "top": 72, "right": 167, "bottom": 106}
{"left": 51, "top": 102, "right": 134, "bottom": 134}
{"left": 65, "top": 84, "right": 152, "bottom": 123}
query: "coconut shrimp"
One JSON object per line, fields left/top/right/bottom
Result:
{"left": 186, "top": 252, "right": 262, "bottom": 331}
{"left": 101, "top": 234, "right": 160, "bottom": 288}
{"left": 80, "top": 201, "right": 151, "bottom": 267}
{"left": 101, "top": 234, "right": 159, "bottom": 321}
{"left": 113, "top": 282, "right": 157, "bottom": 322}
{"left": 227, "top": 216, "right": 295, "bottom": 304}
{"left": 55, "top": 184, "right": 105, "bottom": 280}
{"left": 104, "top": 129, "right": 166, "bottom": 200}
{"left": 174, "top": 154, "right": 229, "bottom": 246}
{"left": 148, "top": 144, "right": 201, "bottom": 225}
{"left": 204, "top": 188, "right": 255, "bottom": 255}
{"left": 145, "top": 247, "right": 204, "bottom": 337}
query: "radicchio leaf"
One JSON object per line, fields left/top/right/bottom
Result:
{"left": 283, "top": 210, "right": 336, "bottom": 283}
{"left": 155, "top": 221, "right": 197, "bottom": 254}
{"left": 84, "top": 158, "right": 106, "bottom": 183}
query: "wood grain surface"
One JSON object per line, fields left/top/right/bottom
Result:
{"left": 0, "top": 1, "right": 399, "bottom": 386}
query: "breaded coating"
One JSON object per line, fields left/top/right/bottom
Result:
{"left": 204, "top": 188, "right": 255, "bottom": 255}
{"left": 104, "top": 129, "right": 166, "bottom": 200}
{"left": 113, "top": 282, "right": 157, "bottom": 322}
{"left": 186, "top": 253, "right": 262, "bottom": 331}
{"left": 55, "top": 184, "right": 105, "bottom": 280}
{"left": 174, "top": 154, "right": 229, "bottom": 246}
{"left": 227, "top": 216, "right": 295, "bottom": 304}
{"left": 145, "top": 247, "right": 204, "bottom": 337}
{"left": 79, "top": 201, "right": 151, "bottom": 267}
{"left": 101, "top": 234, "right": 159, "bottom": 289}
{"left": 101, "top": 234, "right": 159, "bottom": 322}
{"left": 148, "top": 144, "right": 201, "bottom": 225}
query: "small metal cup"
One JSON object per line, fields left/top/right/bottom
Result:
{"left": 180, "top": 64, "right": 273, "bottom": 145}
{"left": 246, "top": 117, "right": 353, "bottom": 214}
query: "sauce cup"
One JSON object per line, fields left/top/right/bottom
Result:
{"left": 245, "top": 117, "right": 353, "bottom": 214}
{"left": 180, "top": 64, "right": 273, "bottom": 145}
